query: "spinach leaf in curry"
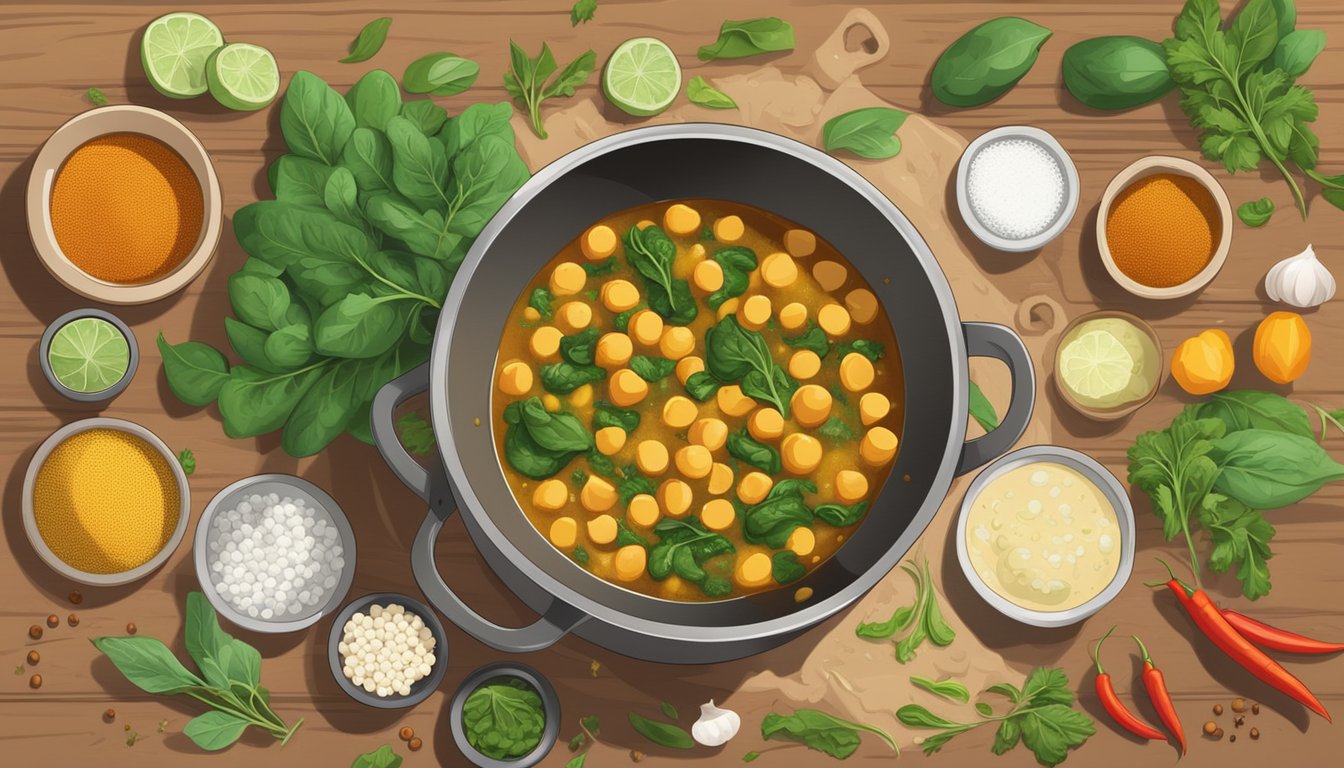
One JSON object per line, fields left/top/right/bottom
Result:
{"left": 704, "top": 316, "right": 798, "bottom": 416}
{"left": 623, "top": 224, "right": 697, "bottom": 324}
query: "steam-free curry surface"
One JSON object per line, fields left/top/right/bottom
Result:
{"left": 491, "top": 200, "right": 904, "bottom": 601}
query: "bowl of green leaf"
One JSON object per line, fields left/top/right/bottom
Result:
{"left": 449, "top": 662, "right": 559, "bottom": 767}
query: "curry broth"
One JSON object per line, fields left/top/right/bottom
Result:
{"left": 491, "top": 199, "right": 904, "bottom": 601}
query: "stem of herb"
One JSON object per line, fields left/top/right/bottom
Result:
{"left": 1221, "top": 72, "right": 1307, "bottom": 218}
{"left": 279, "top": 717, "right": 304, "bottom": 747}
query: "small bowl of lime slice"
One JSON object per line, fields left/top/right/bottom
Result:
{"left": 39, "top": 308, "right": 138, "bottom": 402}
{"left": 1052, "top": 309, "right": 1162, "bottom": 421}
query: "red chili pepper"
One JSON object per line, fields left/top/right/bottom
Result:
{"left": 1091, "top": 626, "right": 1167, "bottom": 742}
{"left": 1134, "top": 635, "right": 1185, "bottom": 754}
{"left": 1155, "top": 561, "right": 1331, "bottom": 721}
{"left": 1222, "top": 610, "right": 1344, "bottom": 655}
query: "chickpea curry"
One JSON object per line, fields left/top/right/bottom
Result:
{"left": 491, "top": 199, "right": 904, "bottom": 601}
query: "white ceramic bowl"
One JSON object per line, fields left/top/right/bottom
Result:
{"left": 194, "top": 474, "right": 356, "bottom": 633}
{"left": 955, "top": 445, "right": 1134, "bottom": 628}
{"left": 955, "top": 126, "right": 1080, "bottom": 252}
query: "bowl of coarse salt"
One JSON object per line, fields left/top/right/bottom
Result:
{"left": 328, "top": 592, "right": 447, "bottom": 709}
{"left": 194, "top": 474, "right": 356, "bottom": 633}
{"left": 955, "top": 126, "right": 1080, "bottom": 252}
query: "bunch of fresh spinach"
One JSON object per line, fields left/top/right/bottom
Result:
{"left": 855, "top": 558, "right": 954, "bottom": 663}
{"left": 158, "top": 70, "right": 529, "bottom": 457}
{"left": 92, "top": 593, "right": 301, "bottom": 750}
{"left": 1164, "top": 0, "right": 1340, "bottom": 218}
{"left": 1128, "top": 389, "right": 1344, "bottom": 599}
{"left": 760, "top": 708, "right": 898, "bottom": 759}
{"left": 503, "top": 397, "right": 594, "bottom": 479}
{"left": 704, "top": 316, "right": 797, "bottom": 416}
{"left": 462, "top": 677, "right": 547, "bottom": 760}
{"left": 898, "top": 668, "right": 1094, "bottom": 767}
{"left": 647, "top": 516, "right": 735, "bottom": 598}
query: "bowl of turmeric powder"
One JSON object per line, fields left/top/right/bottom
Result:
{"left": 1097, "top": 155, "right": 1232, "bottom": 300}
{"left": 22, "top": 418, "right": 190, "bottom": 585}
{"left": 26, "top": 105, "right": 222, "bottom": 304}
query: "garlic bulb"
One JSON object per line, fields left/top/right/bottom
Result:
{"left": 1265, "top": 244, "right": 1334, "bottom": 308}
{"left": 691, "top": 700, "right": 741, "bottom": 747}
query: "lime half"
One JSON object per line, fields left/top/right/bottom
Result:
{"left": 207, "top": 43, "right": 280, "bottom": 111}
{"left": 48, "top": 317, "right": 131, "bottom": 393}
{"left": 141, "top": 12, "right": 225, "bottom": 98}
{"left": 603, "top": 37, "right": 681, "bottom": 117}
{"left": 1058, "top": 329, "right": 1135, "bottom": 402}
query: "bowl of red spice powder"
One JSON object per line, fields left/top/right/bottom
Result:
{"left": 26, "top": 104, "right": 222, "bottom": 304}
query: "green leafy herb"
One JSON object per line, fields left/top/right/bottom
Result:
{"left": 817, "top": 417, "right": 859, "bottom": 442}
{"left": 1061, "top": 36, "right": 1174, "bottom": 110}
{"left": 931, "top": 17, "right": 1052, "bottom": 107}
{"left": 684, "top": 371, "right": 720, "bottom": 401}
{"left": 705, "top": 316, "right": 797, "bottom": 416}
{"left": 742, "top": 752, "right": 760, "bottom": 762}
{"left": 529, "top": 288, "right": 555, "bottom": 319}
{"left": 582, "top": 256, "right": 617, "bottom": 277}
{"left": 813, "top": 501, "right": 867, "bottom": 527}
{"left": 741, "top": 479, "right": 813, "bottom": 548}
{"left": 571, "top": 467, "right": 589, "bottom": 487}
{"left": 1164, "top": 0, "right": 1341, "bottom": 218}
{"left": 727, "top": 429, "right": 782, "bottom": 474}
{"left": 822, "top": 107, "right": 908, "bottom": 160}
{"left": 341, "top": 18, "right": 393, "bottom": 64}
{"left": 504, "top": 41, "right": 597, "bottom": 139}
{"left": 783, "top": 325, "right": 830, "bottom": 357}
{"left": 911, "top": 676, "right": 971, "bottom": 703}
{"left": 86, "top": 87, "right": 108, "bottom": 106}
{"left": 560, "top": 328, "right": 600, "bottom": 366}
{"left": 571, "top": 0, "right": 597, "bottom": 26}
{"left": 174, "top": 448, "right": 196, "bottom": 476}
{"left": 403, "top": 53, "right": 479, "bottom": 96}
{"left": 630, "top": 355, "right": 677, "bottom": 382}
{"left": 687, "top": 76, "right": 738, "bottom": 109}
{"left": 854, "top": 559, "right": 954, "bottom": 662}
{"left": 624, "top": 224, "right": 697, "bottom": 324}
{"left": 462, "top": 677, "right": 546, "bottom": 760}
{"left": 697, "top": 18, "right": 795, "bottom": 61}
{"left": 629, "top": 712, "right": 694, "bottom": 749}
{"left": 707, "top": 246, "right": 758, "bottom": 310}
{"left": 772, "top": 551, "right": 806, "bottom": 584}
{"left": 541, "top": 362, "right": 605, "bottom": 393}
{"left": 969, "top": 380, "right": 999, "bottom": 431}
{"left": 397, "top": 412, "right": 435, "bottom": 455}
{"left": 613, "top": 308, "right": 635, "bottom": 331}
{"left": 565, "top": 755, "right": 587, "bottom": 768}
{"left": 93, "top": 593, "right": 301, "bottom": 750}
{"left": 1210, "top": 428, "right": 1344, "bottom": 509}
{"left": 660, "top": 701, "right": 679, "bottom": 720}
{"left": 835, "top": 339, "right": 884, "bottom": 362}
{"left": 1237, "top": 197, "right": 1276, "bottom": 227}
{"left": 898, "top": 668, "right": 1093, "bottom": 767}
{"left": 158, "top": 334, "right": 230, "bottom": 407}
{"left": 503, "top": 398, "right": 593, "bottom": 479}
{"left": 648, "top": 517, "right": 735, "bottom": 597}
{"left": 593, "top": 401, "right": 640, "bottom": 432}
{"left": 572, "top": 545, "right": 590, "bottom": 565}
{"left": 761, "top": 708, "right": 897, "bottom": 759}
{"left": 352, "top": 744, "right": 402, "bottom": 768}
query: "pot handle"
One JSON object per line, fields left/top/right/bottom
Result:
{"left": 371, "top": 363, "right": 436, "bottom": 502}
{"left": 957, "top": 322, "right": 1035, "bottom": 476}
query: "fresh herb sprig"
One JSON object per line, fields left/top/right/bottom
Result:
{"left": 352, "top": 745, "right": 402, "bottom": 768}
{"left": 570, "top": 0, "right": 596, "bottom": 26}
{"left": 177, "top": 448, "right": 197, "bottom": 475}
{"left": 93, "top": 593, "right": 302, "bottom": 750}
{"left": 761, "top": 708, "right": 897, "bottom": 759}
{"left": 854, "top": 558, "right": 954, "bottom": 662}
{"left": 504, "top": 41, "right": 596, "bottom": 139}
{"left": 898, "top": 668, "right": 1094, "bottom": 767}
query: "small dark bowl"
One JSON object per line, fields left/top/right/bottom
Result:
{"left": 39, "top": 308, "right": 138, "bottom": 402}
{"left": 449, "top": 662, "right": 561, "bottom": 768}
{"left": 327, "top": 592, "right": 447, "bottom": 709}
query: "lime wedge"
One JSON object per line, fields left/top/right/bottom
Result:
{"left": 207, "top": 43, "right": 280, "bottom": 111}
{"left": 141, "top": 12, "right": 225, "bottom": 98}
{"left": 1058, "top": 329, "right": 1135, "bottom": 402}
{"left": 48, "top": 317, "right": 130, "bottom": 394}
{"left": 602, "top": 37, "right": 681, "bottom": 117}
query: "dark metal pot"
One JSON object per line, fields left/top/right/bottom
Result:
{"left": 371, "top": 124, "right": 1033, "bottom": 664}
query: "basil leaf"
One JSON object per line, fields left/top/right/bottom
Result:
{"left": 280, "top": 71, "right": 354, "bottom": 165}
{"left": 520, "top": 398, "right": 593, "bottom": 452}
{"left": 341, "top": 17, "right": 392, "bottom": 64}
{"left": 911, "top": 676, "right": 971, "bottom": 703}
{"left": 559, "top": 328, "right": 600, "bottom": 366}
{"left": 403, "top": 52, "right": 480, "bottom": 96}
{"left": 385, "top": 115, "right": 450, "bottom": 209}
{"left": 835, "top": 338, "right": 884, "bottom": 362}
{"left": 969, "top": 380, "right": 999, "bottom": 431}
{"left": 628, "top": 713, "right": 694, "bottom": 749}
{"left": 1227, "top": 0, "right": 1280, "bottom": 76}
{"left": 446, "top": 134, "right": 531, "bottom": 239}
{"left": 931, "top": 18, "right": 1053, "bottom": 107}
{"left": 228, "top": 273, "right": 291, "bottom": 332}
{"left": 762, "top": 709, "right": 897, "bottom": 758}
{"left": 1271, "top": 28, "right": 1324, "bottom": 77}
{"left": 157, "top": 334, "right": 230, "bottom": 406}
{"left": 772, "top": 551, "right": 806, "bottom": 584}
{"left": 1194, "top": 390, "right": 1311, "bottom": 438}
{"left": 741, "top": 481, "right": 810, "bottom": 548}
{"left": 344, "top": 69, "right": 401, "bottom": 130}
{"left": 1211, "top": 428, "right": 1344, "bottom": 508}
{"left": 571, "top": 0, "right": 597, "bottom": 26}
{"left": 184, "top": 710, "right": 250, "bottom": 751}
{"left": 630, "top": 354, "right": 676, "bottom": 382}
{"left": 529, "top": 288, "right": 554, "bottom": 319}
{"left": 686, "top": 75, "right": 737, "bottom": 109}
{"left": 855, "top": 604, "right": 915, "bottom": 639}
{"left": 697, "top": 17, "right": 795, "bottom": 61}
{"left": 1061, "top": 36, "right": 1174, "bottom": 111}
{"left": 822, "top": 107, "right": 907, "bottom": 160}
{"left": 91, "top": 636, "right": 204, "bottom": 694}
{"left": 352, "top": 745, "right": 403, "bottom": 768}
{"left": 727, "top": 429, "right": 782, "bottom": 475}
{"left": 1237, "top": 197, "right": 1275, "bottom": 227}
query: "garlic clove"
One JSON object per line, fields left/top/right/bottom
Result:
{"left": 691, "top": 699, "right": 741, "bottom": 747}
{"left": 1264, "top": 244, "right": 1334, "bottom": 309}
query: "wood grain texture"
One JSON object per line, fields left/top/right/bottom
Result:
{"left": 1, "top": 1, "right": 1342, "bottom": 766}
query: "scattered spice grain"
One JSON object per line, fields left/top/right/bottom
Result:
{"left": 1213, "top": 727, "right": 1224, "bottom": 740}
{"left": 631, "top": 750, "right": 645, "bottom": 762}
{"left": 27, "top": 651, "right": 40, "bottom": 665}
{"left": 1234, "top": 715, "right": 1244, "bottom": 728}
{"left": 1213, "top": 703, "right": 1223, "bottom": 715}
{"left": 399, "top": 726, "right": 414, "bottom": 741}
{"left": 68, "top": 613, "right": 79, "bottom": 627}
{"left": 1203, "top": 721, "right": 1218, "bottom": 735}
{"left": 69, "top": 591, "right": 82, "bottom": 605}
{"left": 1250, "top": 727, "right": 1260, "bottom": 740}
{"left": 1231, "top": 697, "right": 1246, "bottom": 713}
{"left": 29, "top": 674, "right": 42, "bottom": 689}
{"left": 408, "top": 737, "right": 423, "bottom": 752}
{"left": 46, "top": 614, "right": 59, "bottom": 628}
{"left": 104, "top": 708, "right": 116, "bottom": 721}
{"left": 1105, "top": 172, "right": 1220, "bottom": 289}
{"left": 29, "top": 624, "right": 43, "bottom": 640}
{"left": 1230, "top": 734, "right": 1237, "bottom": 743}
{"left": 126, "top": 622, "right": 137, "bottom": 635}
{"left": 1251, "top": 703, "right": 1260, "bottom": 715}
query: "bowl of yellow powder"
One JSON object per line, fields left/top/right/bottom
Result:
{"left": 22, "top": 418, "right": 190, "bottom": 585}
{"left": 26, "top": 105, "right": 222, "bottom": 305}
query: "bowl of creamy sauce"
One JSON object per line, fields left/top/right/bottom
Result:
{"left": 956, "top": 445, "right": 1134, "bottom": 627}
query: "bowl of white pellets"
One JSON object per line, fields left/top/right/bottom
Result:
{"left": 194, "top": 474, "right": 356, "bottom": 633}
{"left": 328, "top": 592, "right": 447, "bottom": 708}
{"left": 955, "top": 125, "right": 1080, "bottom": 253}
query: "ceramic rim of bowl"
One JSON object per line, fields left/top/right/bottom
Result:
{"left": 25, "top": 105, "right": 223, "bottom": 305}
{"left": 38, "top": 308, "right": 139, "bottom": 403}
{"left": 326, "top": 592, "right": 449, "bottom": 710}
{"left": 448, "top": 662, "right": 561, "bottom": 767}
{"left": 955, "top": 125, "right": 1081, "bottom": 253}
{"left": 1096, "top": 155, "right": 1233, "bottom": 300}
{"left": 194, "top": 474, "right": 358, "bottom": 634}
{"left": 21, "top": 417, "right": 190, "bottom": 586}
{"left": 1051, "top": 309, "right": 1165, "bottom": 421}
{"left": 954, "top": 445, "right": 1135, "bottom": 628}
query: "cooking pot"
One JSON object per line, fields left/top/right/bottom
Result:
{"left": 371, "top": 124, "right": 1034, "bottom": 664}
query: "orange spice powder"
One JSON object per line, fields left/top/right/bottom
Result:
{"left": 50, "top": 133, "right": 203, "bottom": 284}
{"left": 1105, "top": 172, "right": 1220, "bottom": 288}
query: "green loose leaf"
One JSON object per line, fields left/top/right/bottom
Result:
{"left": 352, "top": 744, "right": 403, "bottom": 768}
{"left": 911, "top": 676, "right": 971, "bottom": 703}
{"left": 822, "top": 107, "right": 907, "bottom": 160}
{"left": 91, "top": 636, "right": 204, "bottom": 694}
{"left": 340, "top": 18, "right": 393, "bottom": 64}
{"left": 86, "top": 87, "right": 108, "bottom": 106}
{"left": 741, "top": 479, "right": 812, "bottom": 548}
{"left": 660, "top": 701, "right": 679, "bottom": 721}
{"left": 177, "top": 448, "right": 197, "bottom": 476}
{"left": 397, "top": 412, "right": 435, "bottom": 455}
{"left": 969, "top": 380, "right": 1000, "bottom": 431}
{"left": 931, "top": 17, "right": 1053, "bottom": 107}
{"left": 593, "top": 401, "right": 640, "bottom": 432}
{"left": 698, "top": 18, "right": 795, "bottom": 61}
{"left": 629, "top": 712, "right": 695, "bottom": 749}
{"left": 761, "top": 709, "right": 897, "bottom": 758}
{"left": 344, "top": 70, "right": 401, "bottom": 131}
{"left": 1237, "top": 197, "right": 1276, "bottom": 227}
{"left": 541, "top": 362, "right": 605, "bottom": 394}
{"left": 704, "top": 316, "right": 796, "bottom": 415}
{"left": 624, "top": 224, "right": 697, "bottom": 324}
{"left": 219, "top": 364, "right": 325, "bottom": 439}
{"left": 184, "top": 710, "right": 250, "bottom": 751}
{"left": 630, "top": 355, "right": 676, "bottom": 382}
{"left": 783, "top": 325, "right": 830, "bottom": 357}
{"left": 1195, "top": 390, "right": 1312, "bottom": 438}
{"left": 1211, "top": 428, "right": 1344, "bottom": 509}
{"left": 570, "top": 0, "right": 597, "bottom": 26}
{"left": 772, "top": 551, "right": 806, "bottom": 584}
{"left": 1061, "top": 36, "right": 1174, "bottom": 110}
{"left": 727, "top": 429, "right": 782, "bottom": 475}
{"left": 157, "top": 334, "right": 230, "bottom": 407}
{"left": 686, "top": 76, "right": 737, "bottom": 109}
{"left": 706, "top": 246, "right": 757, "bottom": 310}
{"left": 1198, "top": 494, "right": 1275, "bottom": 600}
{"left": 403, "top": 52, "right": 480, "bottom": 96}
{"left": 1271, "top": 29, "right": 1326, "bottom": 77}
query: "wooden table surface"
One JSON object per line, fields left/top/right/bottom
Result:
{"left": 3, "top": 1, "right": 1343, "bottom": 766}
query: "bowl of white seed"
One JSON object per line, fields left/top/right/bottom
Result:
{"left": 955, "top": 125, "right": 1080, "bottom": 253}
{"left": 328, "top": 592, "right": 447, "bottom": 708}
